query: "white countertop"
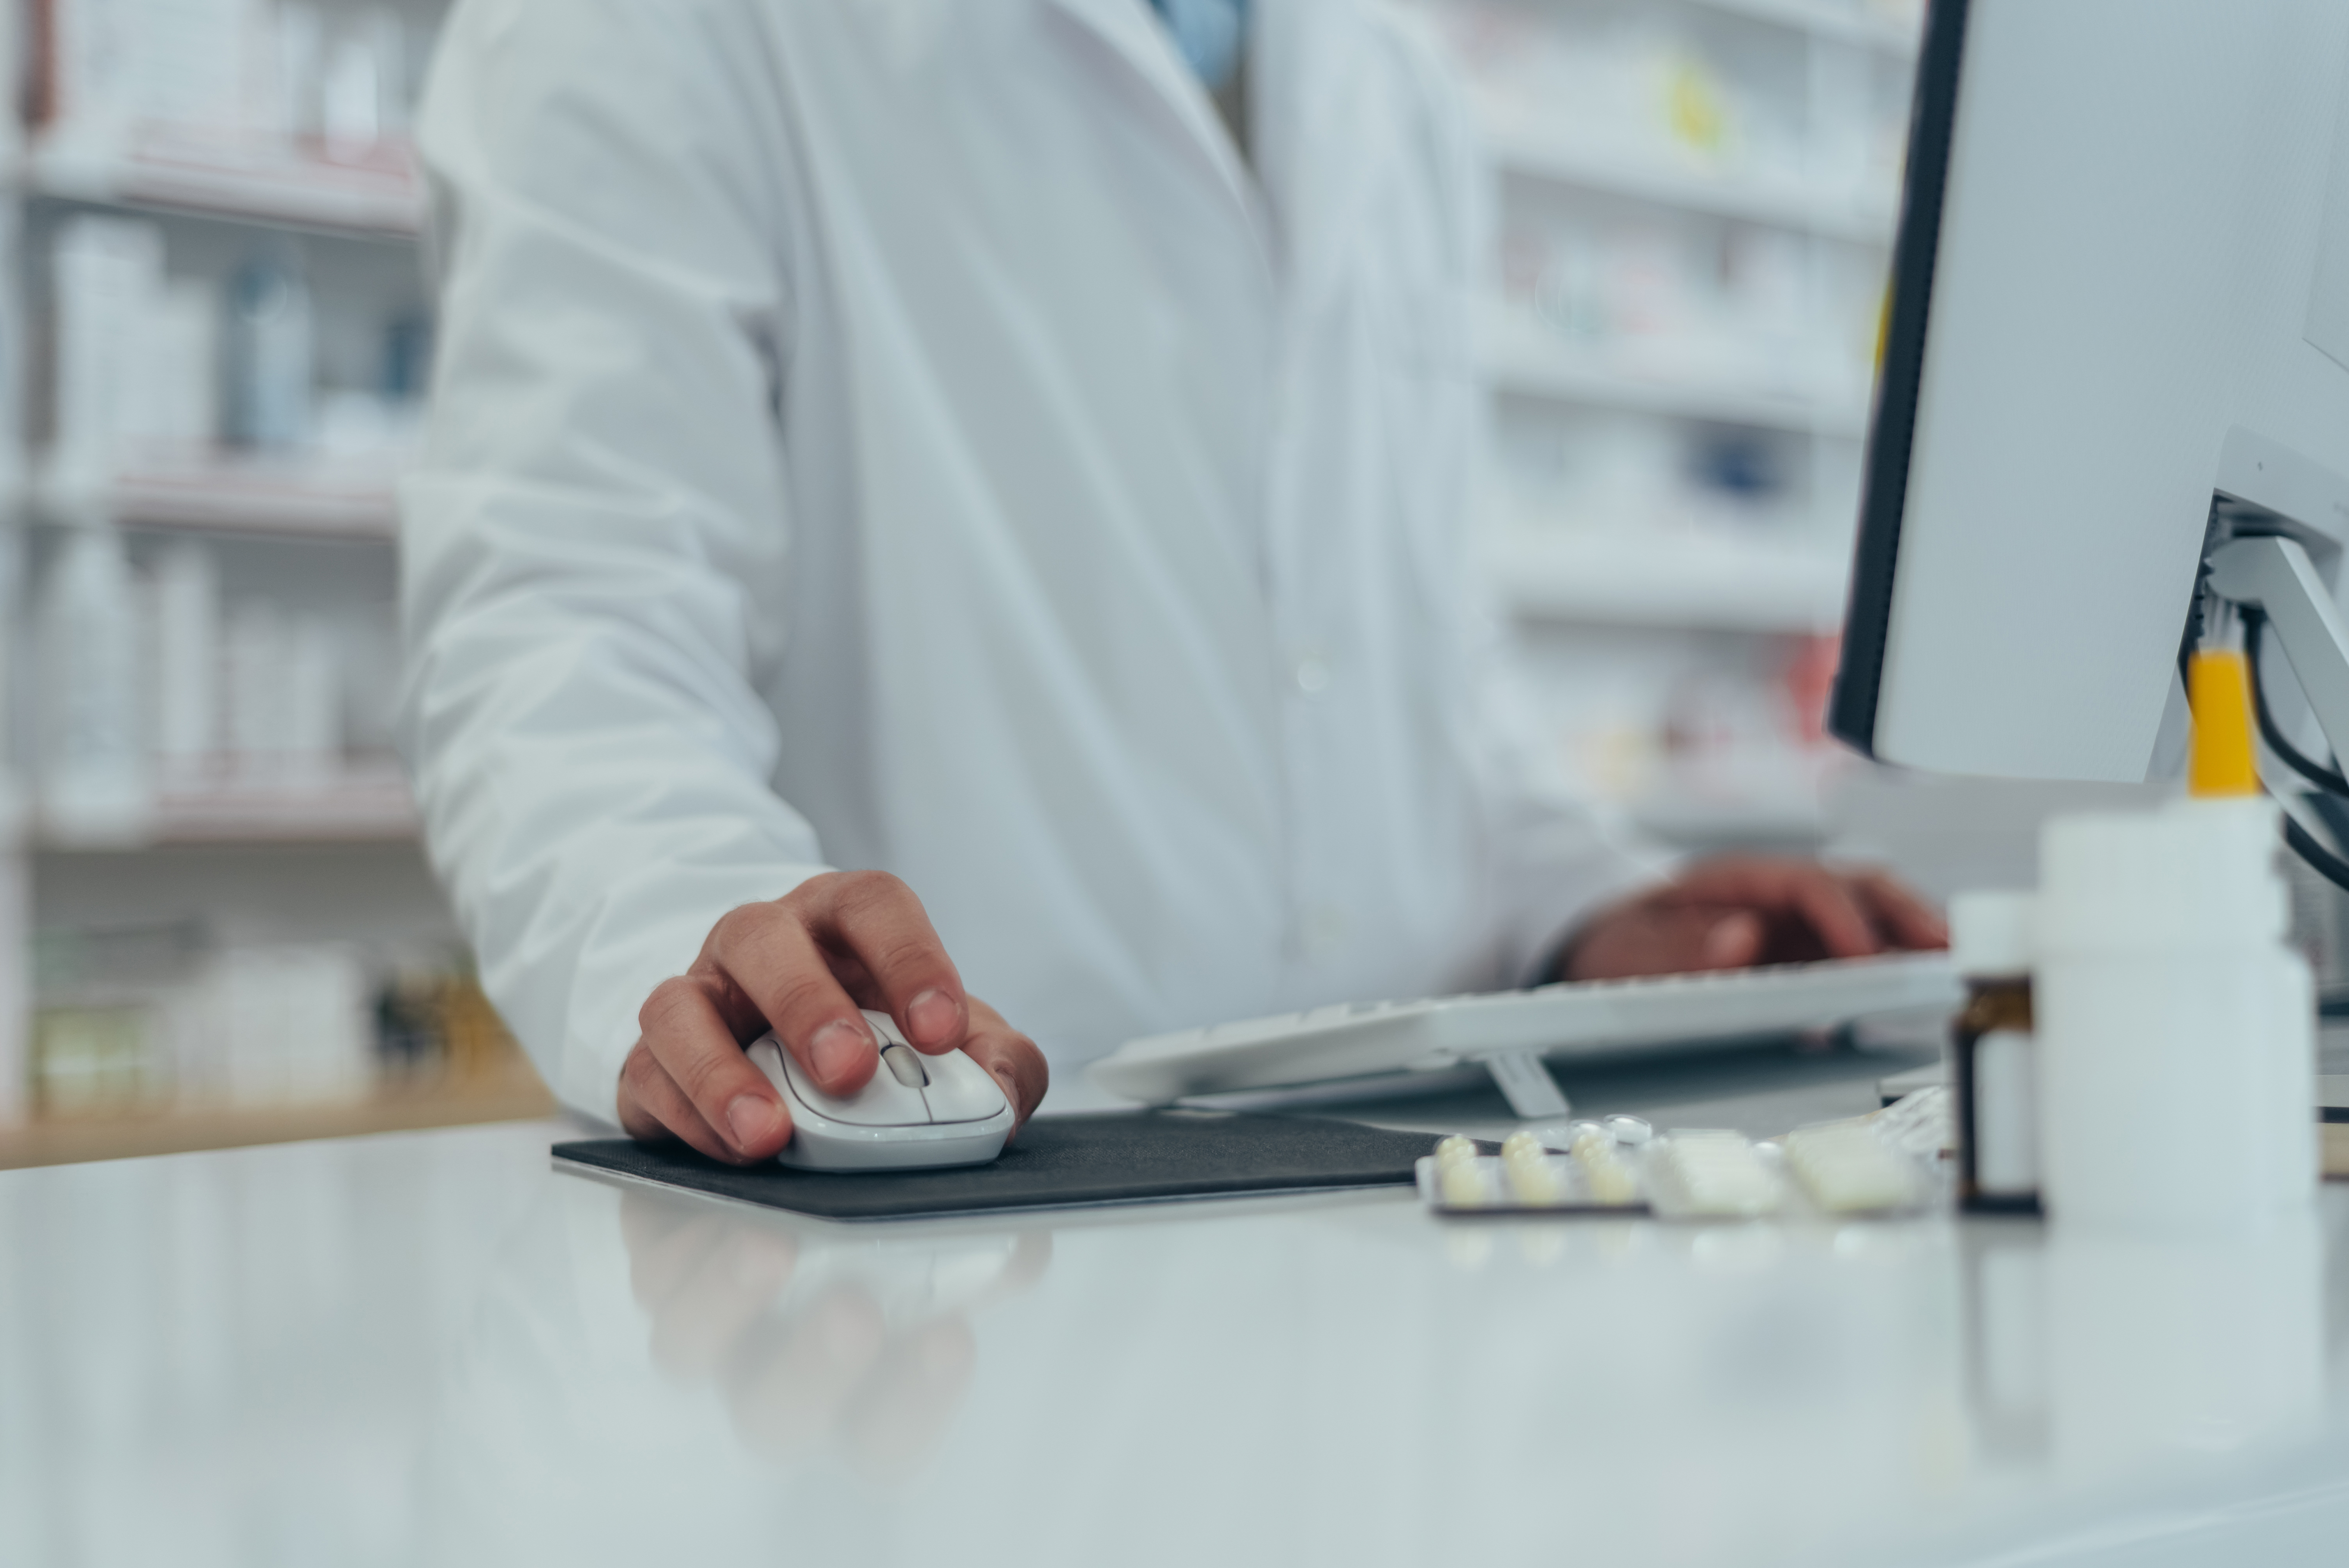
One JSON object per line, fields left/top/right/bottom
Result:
{"left": 2, "top": 1106, "right": 2345, "bottom": 1568}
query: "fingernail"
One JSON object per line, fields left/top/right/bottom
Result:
{"left": 812, "top": 1019, "right": 871, "bottom": 1086}
{"left": 908, "top": 988, "right": 957, "bottom": 1046}
{"left": 726, "top": 1094, "right": 781, "bottom": 1151}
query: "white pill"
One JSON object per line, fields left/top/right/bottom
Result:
{"left": 1571, "top": 1138, "right": 1641, "bottom": 1206}
{"left": 1504, "top": 1153, "right": 1567, "bottom": 1206}
{"left": 1501, "top": 1130, "right": 1546, "bottom": 1162}
{"left": 1785, "top": 1124, "right": 1918, "bottom": 1213}
{"left": 1440, "top": 1158, "right": 1494, "bottom": 1208}
{"left": 1603, "top": 1115, "right": 1654, "bottom": 1147}
{"left": 1656, "top": 1133, "right": 1781, "bottom": 1217}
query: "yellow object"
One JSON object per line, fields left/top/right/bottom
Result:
{"left": 1665, "top": 58, "right": 1727, "bottom": 155}
{"left": 2187, "top": 649, "right": 2261, "bottom": 798}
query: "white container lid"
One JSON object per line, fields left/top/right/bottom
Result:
{"left": 2037, "top": 797, "right": 2287, "bottom": 954}
{"left": 1949, "top": 890, "right": 2034, "bottom": 978}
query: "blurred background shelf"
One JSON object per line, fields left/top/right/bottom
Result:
{"left": 1487, "top": 527, "right": 1851, "bottom": 632}
{"left": 26, "top": 132, "right": 424, "bottom": 238}
{"left": 1478, "top": 101, "right": 1898, "bottom": 245}
{"left": 1694, "top": 0, "right": 1922, "bottom": 56}
{"left": 37, "top": 771, "right": 420, "bottom": 851}
{"left": 38, "top": 456, "right": 401, "bottom": 539}
{"left": 151, "top": 776, "right": 419, "bottom": 845}
{"left": 0, "top": 1077, "right": 556, "bottom": 1171}
{"left": 1480, "top": 307, "right": 1872, "bottom": 438}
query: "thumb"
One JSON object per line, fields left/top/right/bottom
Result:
{"left": 1698, "top": 911, "right": 1764, "bottom": 971}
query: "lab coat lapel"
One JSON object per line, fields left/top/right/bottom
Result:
{"left": 1042, "top": 0, "right": 1270, "bottom": 252}
{"left": 1252, "top": 0, "right": 1388, "bottom": 327}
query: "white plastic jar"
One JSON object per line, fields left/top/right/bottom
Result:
{"left": 2035, "top": 797, "right": 2315, "bottom": 1229}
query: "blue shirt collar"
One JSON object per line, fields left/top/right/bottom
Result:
{"left": 1146, "top": 0, "right": 1247, "bottom": 92}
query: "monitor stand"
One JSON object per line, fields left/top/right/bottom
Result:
{"left": 2208, "top": 535, "right": 2349, "bottom": 754}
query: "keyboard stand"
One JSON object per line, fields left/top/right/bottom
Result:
{"left": 1481, "top": 1051, "right": 1572, "bottom": 1120}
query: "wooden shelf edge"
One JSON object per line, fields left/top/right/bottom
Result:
{"left": 0, "top": 1082, "right": 560, "bottom": 1170}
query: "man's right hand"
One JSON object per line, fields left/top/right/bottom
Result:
{"left": 617, "top": 871, "right": 1050, "bottom": 1164}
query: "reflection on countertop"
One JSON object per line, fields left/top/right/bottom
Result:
{"left": 4, "top": 1121, "right": 2349, "bottom": 1567}
{"left": 614, "top": 1183, "right": 1050, "bottom": 1471}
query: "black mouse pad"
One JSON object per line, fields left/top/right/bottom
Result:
{"left": 551, "top": 1110, "right": 1437, "bottom": 1221}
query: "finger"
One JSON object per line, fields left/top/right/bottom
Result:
{"left": 619, "top": 1036, "right": 762, "bottom": 1164}
{"left": 1848, "top": 869, "right": 1950, "bottom": 950}
{"left": 1782, "top": 872, "right": 1883, "bottom": 957}
{"left": 955, "top": 999, "right": 1050, "bottom": 1133}
{"left": 796, "top": 872, "right": 970, "bottom": 1054}
{"left": 1561, "top": 906, "right": 1721, "bottom": 980}
{"left": 1699, "top": 910, "right": 1765, "bottom": 970}
{"left": 638, "top": 976, "right": 796, "bottom": 1161}
{"left": 1670, "top": 858, "right": 1885, "bottom": 958}
{"left": 701, "top": 902, "right": 882, "bottom": 1096}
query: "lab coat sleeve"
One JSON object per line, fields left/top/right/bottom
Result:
{"left": 398, "top": 0, "right": 824, "bottom": 1124}
{"left": 1472, "top": 621, "right": 1679, "bottom": 987}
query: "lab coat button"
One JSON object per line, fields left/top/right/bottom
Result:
{"left": 1301, "top": 904, "right": 1348, "bottom": 955}
{"left": 1291, "top": 652, "right": 1332, "bottom": 697}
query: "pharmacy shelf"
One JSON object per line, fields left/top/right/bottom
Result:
{"left": 33, "top": 455, "right": 401, "bottom": 540}
{"left": 1694, "top": 0, "right": 1921, "bottom": 56}
{"left": 37, "top": 772, "right": 421, "bottom": 851}
{"left": 1479, "top": 308, "right": 1873, "bottom": 439}
{"left": 25, "top": 132, "right": 424, "bottom": 240}
{"left": 1478, "top": 101, "right": 1898, "bottom": 247}
{"left": 0, "top": 1078, "right": 559, "bottom": 1171}
{"left": 153, "top": 775, "right": 419, "bottom": 846}
{"left": 1485, "top": 525, "right": 1851, "bottom": 632}
{"left": 111, "top": 460, "right": 397, "bottom": 540}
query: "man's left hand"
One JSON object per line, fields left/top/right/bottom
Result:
{"left": 1560, "top": 856, "right": 1947, "bottom": 982}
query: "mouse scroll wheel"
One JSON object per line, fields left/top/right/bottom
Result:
{"left": 880, "top": 1043, "right": 930, "bottom": 1089}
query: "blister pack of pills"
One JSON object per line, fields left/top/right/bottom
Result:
{"left": 1414, "top": 1120, "right": 1655, "bottom": 1216}
{"left": 1419, "top": 1116, "right": 1938, "bottom": 1222}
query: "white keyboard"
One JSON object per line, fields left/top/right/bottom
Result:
{"left": 1087, "top": 953, "right": 1961, "bottom": 1119}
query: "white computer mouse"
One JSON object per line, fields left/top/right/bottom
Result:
{"left": 746, "top": 1009, "right": 1015, "bottom": 1172}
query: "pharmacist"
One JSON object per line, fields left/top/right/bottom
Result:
{"left": 398, "top": 0, "right": 1945, "bottom": 1163}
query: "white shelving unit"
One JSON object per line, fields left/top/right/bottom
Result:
{"left": 1693, "top": 0, "right": 1921, "bottom": 57}
{"left": 1485, "top": 524, "right": 1851, "bottom": 634}
{"left": 141, "top": 766, "right": 418, "bottom": 848}
{"left": 35, "top": 454, "right": 400, "bottom": 540}
{"left": 1479, "top": 303, "right": 1872, "bottom": 440}
{"left": 0, "top": 0, "right": 484, "bottom": 1153}
{"left": 1420, "top": 0, "right": 1922, "bottom": 844}
{"left": 1478, "top": 98, "right": 1898, "bottom": 247}
{"left": 24, "top": 130, "right": 426, "bottom": 238}
{"left": 26, "top": 779, "right": 419, "bottom": 852}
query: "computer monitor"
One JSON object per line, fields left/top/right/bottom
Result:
{"left": 1829, "top": 0, "right": 2349, "bottom": 784}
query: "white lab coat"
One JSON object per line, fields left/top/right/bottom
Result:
{"left": 400, "top": 0, "right": 1658, "bottom": 1124}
